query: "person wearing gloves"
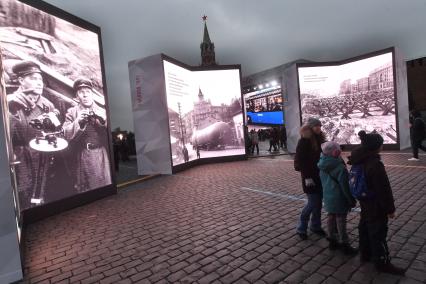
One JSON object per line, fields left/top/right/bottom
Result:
{"left": 294, "top": 117, "right": 327, "bottom": 240}
{"left": 348, "top": 130, "right": 405, "bottom": 275}
{"left": 317, "top": 141, "right": 357, "bottom": 255}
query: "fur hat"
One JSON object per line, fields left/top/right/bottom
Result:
{"left": 358, "top": 130, "right": 384, "bottom": 151}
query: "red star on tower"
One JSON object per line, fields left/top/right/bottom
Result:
{"left": 202, "top": 15, "right": 207, "bottom": 22}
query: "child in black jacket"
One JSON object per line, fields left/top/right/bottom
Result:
{"left": 348, "top": 131, "right": 405, "bottom": 275}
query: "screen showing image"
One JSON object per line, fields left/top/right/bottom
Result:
{"left": 243, "top": 85, "right": 284, "bottom": 125}
{"left": 298, "top": 51, "right": 396, "bottom": 144}
{"left": 0, "top": 0, "right": 112, "bottom": 211}
{"left": 163, "top": 60, "right": 245, "bottom": 166}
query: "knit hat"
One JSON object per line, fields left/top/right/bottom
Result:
{"left": 358, "top": 130, "right": 384, "bottom": 151}
{"left": 321, "top": 141, "right": 341, "bottom": 157}
{"left": 306, "top": 117, "right": 322, "bottom": 128}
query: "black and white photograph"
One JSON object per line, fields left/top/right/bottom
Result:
{"left": 163, "top": 60, "right": 245, "bottom": 166}
{"left": 298, "top": 52, "right": 397, "bottom": 144}
{"left": 0, "top": 0, "right": 112, "bottom": 210}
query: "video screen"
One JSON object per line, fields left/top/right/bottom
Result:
{"left": 0, "top": 0, "right": 112, "bottom": 211}
{"left": 243, "top": 85, "right": 284, "bottom": 125}
{"left": 298, "top": 51, "right": 396, "bottom": 144}
{"left": 163, "top": 60, "right": 245, "bottom": 166}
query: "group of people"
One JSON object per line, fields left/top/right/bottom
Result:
{"left": 246, "top": 127, "right": 287, "bottom": 155}
{"left": 294, "top": 117, "right": 405, "bottom": 275}
{"left": 7, "top": 60, "right": 111, "bottom": 209}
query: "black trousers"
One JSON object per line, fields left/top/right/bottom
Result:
{"left": 251, "top": 143, "right": 259, "bottom": 154}
{"left": 358, "top": 216, "right": 390, "bottom": 265}
{"left": 412, "top": 139, "right": 426, "bottom": 159}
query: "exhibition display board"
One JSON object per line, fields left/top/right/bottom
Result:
{"left": 0, "top": 45, "right": 22, "bottom": 284}
{"left": 129, "top": 54, "right": 245, "bottom": 174}
{"left": 296, "top": 47, "right": 409, "bottom": 148}
{"left": 243, "top": 84, "right": 284, "bottom": 126}
{"left": 0, "top": 0, "right": 116, "bottom": 224}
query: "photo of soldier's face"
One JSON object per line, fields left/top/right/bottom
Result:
{"left": 0, "top": 0, "right": 113, "bottom": 212}
{"left": 18, "top": 73, "right": 44, "bottom": 95}
{"left": 76, "top": 87, "right": 94, "bottom": 108}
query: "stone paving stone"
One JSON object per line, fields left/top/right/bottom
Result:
{"left": 323, "top": 276, "right": 343, "bottom": 284}
{"left": 303, "top": 272, "right": 327, "bottom": 284}
{"left": 198, "top": 271, "right": 220, "bottom": 284}
{"left": 262, "top": 268, "right": 288, "bottom": 283}
{"left": 220, "top": 268, "right": 247, "bottom": 283}
{"left": 405, "top": 268, "right": 426, "bottom": 282}
{"left": 17, "top": 153, "right": 426, "bottom": 284}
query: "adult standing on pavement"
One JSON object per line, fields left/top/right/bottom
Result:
{"left": 408, "top": 110, "right": 426, "bottom": 161}
{"left": 250, "top": 129, "right": 259, "bottom": 154}
{"left": 63, "top": 78, "right": 111, "bottom": 193}
{"left": 294, "top": 117, "right": 327, "bottom": 239}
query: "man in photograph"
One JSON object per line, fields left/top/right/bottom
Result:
{"left": 63, "top": 78, "right": 111, "bottom": 193}
{"left": 7, "top": 60, "right": 60, "bottom": 209}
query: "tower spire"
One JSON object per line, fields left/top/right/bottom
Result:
{"left": 202, "top": 15, "right": 211, "bottom": 44}
{"left": 200, "top": 15, "right": 216, "bottom": 66}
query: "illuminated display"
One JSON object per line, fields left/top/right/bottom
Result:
{"left": 243, "top": 85, "right": 284, "bottom": 125}
{"left": 298, "top": 51, "right": 396, "bottom": 144}
{"left": 163, "top": 60, "right": 245, "bottom": 166}
{"left": 0, "top": 0, "right": 113, "bottom": 211}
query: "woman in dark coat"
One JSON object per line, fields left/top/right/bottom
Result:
{"left": 408, "top": 110, "right": 426, "bottom": 161}
{"left": 348, "top": 131, "right": 405, "bottom": 275}
{"left": 294, "top": 117, "right": 326, "bottom": 239}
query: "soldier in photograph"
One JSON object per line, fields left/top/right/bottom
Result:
{"left": 7, "top": 60, "right": 60, "bottom": 209}
{"left": 63, "top": 78, "right": 111, "bottom": 192}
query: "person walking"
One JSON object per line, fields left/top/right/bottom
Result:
{"left": 408, "top": 110, "right": 426, "bottom": 161}
{"left": 317, "top": 141, "right": 357, "bottom": 255}
{"left": 348, "top": 131, "right": 405, "bottom": 275}
{"left": 294, "top": 117, "right": 327, "bottom": 239}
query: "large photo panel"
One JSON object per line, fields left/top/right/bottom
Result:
{"left": 163, "top": 60, "right": 245, "bottom": 166}
{"left": 0, "top": 0, "right": 113, "bottom": 211}
{"left": 298, "top": 51, "right": 396, "bottom": 145}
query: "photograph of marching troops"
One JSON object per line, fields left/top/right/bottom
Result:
{"left": 0, "top": 0, "right": 112, "bottom": 210}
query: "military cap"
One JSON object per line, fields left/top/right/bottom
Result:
{"left": 12, "top": 61, "right": 42, "bottom": 77}
{"left": 73, "top": 77, "right": 93, "bottom": 92}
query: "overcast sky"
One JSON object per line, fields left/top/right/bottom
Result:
{"left": 43, "top": 0, "right": 426, "bottom": 131}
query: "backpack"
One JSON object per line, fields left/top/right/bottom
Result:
{"left": 348, "top": 164, "right": 374, "bottom": 200}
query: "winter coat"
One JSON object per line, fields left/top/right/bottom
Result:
{"left": 348, "top": 146, "right": 395, "bottom": 222}
{"left": 317, "top": 154, "right": 356, "bottom": 214}
{"left": 294, "top": 125, "right": 326, "bottom": 194}
{"left": 411, "top": 117, "right": 425, "bottom": 143}
{"left": 250, "top": 132, "right": 259, "bottom": 144}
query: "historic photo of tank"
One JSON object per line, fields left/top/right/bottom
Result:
{"left": 168, "top": 71, "right": 245, "bottom": 166}
{"left": 0, "top": 0, "right": 112, "bottom": 210}
{"left": 299, "top": 52, "right": 396, "bottom": 145}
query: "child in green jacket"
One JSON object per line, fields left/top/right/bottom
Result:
{"left": 318, "top": 141, "right": 357, "bottom": 255}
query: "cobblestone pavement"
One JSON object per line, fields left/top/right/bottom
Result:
{"left": 20, "top": 152, "right": 426, "bottom": 284}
